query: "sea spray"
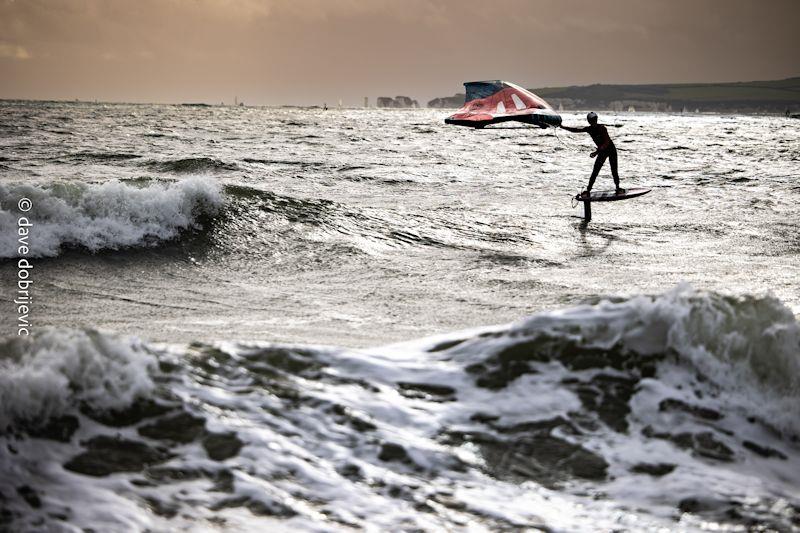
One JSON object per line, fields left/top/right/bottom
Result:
{"left": 0, "top": 177, "right": 224, "bottom": 258}
{"left": 0, "top": 329, "right": 157, "bottom": 431}
{"left": 502, "top": 284, "right": 800, "bottom": 432}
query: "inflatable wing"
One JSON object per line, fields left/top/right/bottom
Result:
{"left": 445, "top": 80, "right": 561, "bottom": 129}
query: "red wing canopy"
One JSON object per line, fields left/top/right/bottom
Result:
{"left": 445, "top": 81, "right": 561, "bottom": 129}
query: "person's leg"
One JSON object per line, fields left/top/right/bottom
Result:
{"left": 587, "top": 152, "right": 607, "bottom": 192}
{"left": 609, "top": 148, "right": 621, "bottom": 190}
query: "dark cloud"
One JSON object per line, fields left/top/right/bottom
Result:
{"left": 0, "top": 0, "right": 797, "bottom": 105}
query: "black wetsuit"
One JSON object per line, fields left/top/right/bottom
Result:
{"left": 564, "top": 123, "right": 620, "bottom": 192}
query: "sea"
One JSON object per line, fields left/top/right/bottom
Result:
{"left": 0, "top": 101, "right": 799, "bottom": 532}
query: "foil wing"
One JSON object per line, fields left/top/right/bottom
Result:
{"left": 445, "top": 80, "right": 561, "bottom": 129}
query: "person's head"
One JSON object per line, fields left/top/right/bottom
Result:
{"left": 587, "top": 112, "right": 598, "bottom": 125}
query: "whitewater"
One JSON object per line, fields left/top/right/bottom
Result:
{"left": 0, "top": 101, "right": 799, "bottom": 531}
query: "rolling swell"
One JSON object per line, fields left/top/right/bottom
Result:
{"left": 0, "top": 177, "right": 223, "bottom": 258}
{"left": 224, "top": 183, "right": 333, "bottom": 224}
{"left": 208, "top": 185, "right": 552, "bottom": 258}
{"left": 59, "top": 151, "right": 142, "bottom": 163}
{"left": 1, "top": 287, "right": 798, "bottom": 531}
{"left": 197, "top": 184, "right": 452, "bottom": 257}
{"left": 145, "top": 157, "right": 239, "bottom": 173}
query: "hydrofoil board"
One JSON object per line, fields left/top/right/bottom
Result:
{"left": 575, "top": 188, "right": 651, "bottom": 202}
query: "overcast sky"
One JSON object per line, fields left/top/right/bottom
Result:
{"left": 1, "top": 0, "right": 798, "bottom": 105}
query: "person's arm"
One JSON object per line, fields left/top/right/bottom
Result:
{"left": 560, "top": 125, "right": 585, "bottom": 133}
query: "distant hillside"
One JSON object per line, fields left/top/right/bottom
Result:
{"left": 429, "top": 77, "right": 800, "bottom": 113}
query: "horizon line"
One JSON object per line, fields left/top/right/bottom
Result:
{"left": 1, "top": 75, "right": 798, "bottom": 108}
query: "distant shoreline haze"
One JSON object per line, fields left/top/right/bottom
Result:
{"left": 1, "top": 76, "right": 799, "bottom": 114}
{"left": 428, "top": 77, "right": 800, "bottom": 114}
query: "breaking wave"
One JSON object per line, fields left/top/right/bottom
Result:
{"left": 0, "top": 330, "right": 157, "bottom": 432}
{"left": 500, "top": 284, "right": 800, "bottom": 430}
{"left": 0, "top": 178, "right": 224, "bottom": 258}
{"left": 1, "top": 286, "right": 798, "bottom": 531}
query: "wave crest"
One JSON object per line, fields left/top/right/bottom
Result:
{"left": 0, "top": 177, "right": 224, "bottom": 258}
{"left": 507, "top": 284, "right": 800, "bottom": 396}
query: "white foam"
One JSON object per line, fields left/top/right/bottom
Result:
{"left": 1, "top": 287, "right": 798, "bottom": 531}
{"left": 506, "top": 283, "right": 800, "bottom": 432}
{"left": 0, "top": 177, "right": 223, "bottom": 258}
{"left": 0, "top": 328, "right": 157, "bottom": 429}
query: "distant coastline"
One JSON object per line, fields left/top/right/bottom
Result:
{"left": 428, "top": 77, "right": 800, "bottom": 114}
{"left": 3, "top": 76, "right": 799, "bottom": 114}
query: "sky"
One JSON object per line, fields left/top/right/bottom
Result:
{"left": 1, "top": 0, "right": 798, "bottom": 106}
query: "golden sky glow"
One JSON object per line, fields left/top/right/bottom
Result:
{"left": 1, "top": 0, "right": 798, "bottom": 105}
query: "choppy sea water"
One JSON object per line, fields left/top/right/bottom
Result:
{"left": 0, "top": 102, "right": 799, "bottom": 531}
